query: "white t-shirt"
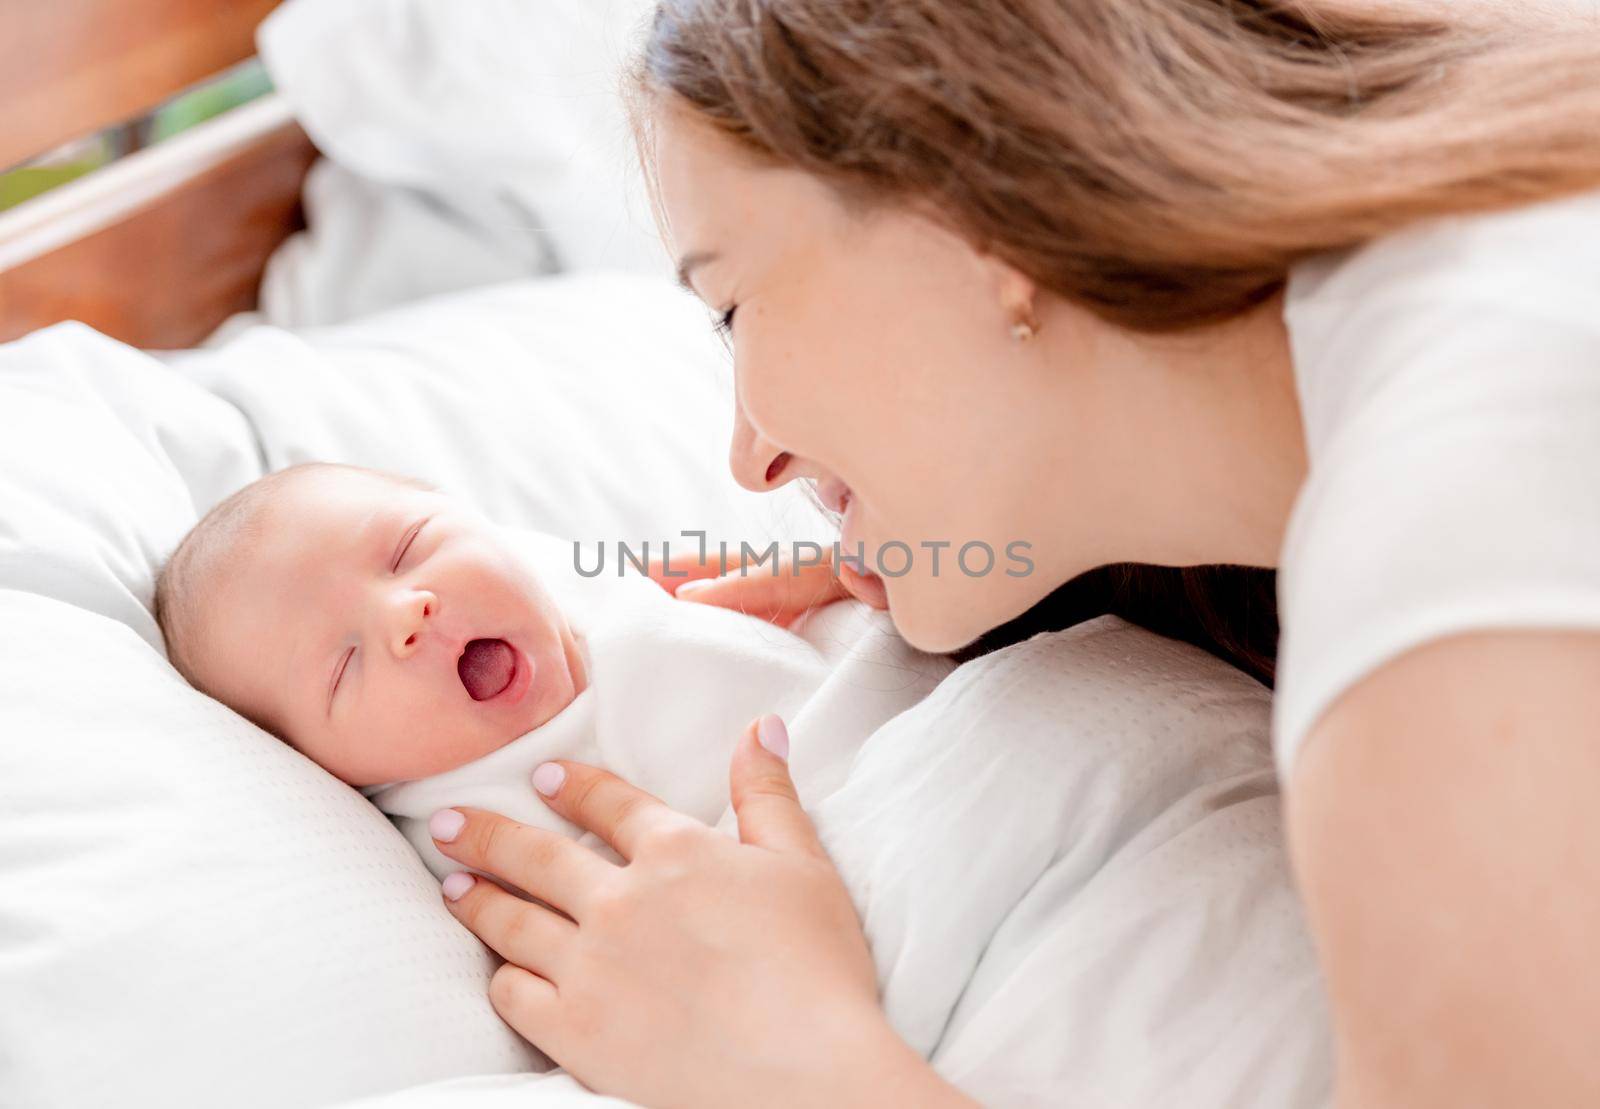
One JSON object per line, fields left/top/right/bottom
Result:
{"left": 1274, "top": 187, "right": 1600, "bottom": 778}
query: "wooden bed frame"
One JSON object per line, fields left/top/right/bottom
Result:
{"left": 0, "top": 0, "right": 318, "bottom": 348}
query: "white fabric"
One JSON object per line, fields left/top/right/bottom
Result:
{"left": 256, "top": 0, "right": 665, "bottom": 330}
{"left": 255, "top": 159, "right": 559, "bottom": 330}
{"left": 168, "top": 274, "right": 831, "bottom": 551}
{"left": 0, "top": 276, "right": 824, "bottom": 1108}
{"left": 1275, "top": 186, "right": 1600, "bottom": 777}
{"left": 356, "top": 617, "right": 1333, "bottom": 1109}
{"left": 0, "top": 327, "right": 543, "bottom": 1108}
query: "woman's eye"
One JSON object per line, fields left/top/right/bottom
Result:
{"left": 712, "top": 306, "right": 737, "bottom": 339}
{"left": 392, "top": 519, "right": 427, "bottom": 572}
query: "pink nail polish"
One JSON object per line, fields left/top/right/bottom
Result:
{"left": 674, "top": 578, "right": 714, "bottom": 596}
{"left": 532, "top": 762, "right": 566, "bottom": 797}
{"left": 441, "top": 872, "right": 475, "bottom": 901}
{"left": 429, "top": 809, "right": 466, "bottom": 843}
{"left": 757, "top": 714, "right": 789, "bottom": 761}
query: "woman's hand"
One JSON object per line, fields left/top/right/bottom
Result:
{"left": 646, "top": 547, "right": 888, "bottom": 627}
{"left": 428, "top": 716, "right": 969, "bottom": 1109}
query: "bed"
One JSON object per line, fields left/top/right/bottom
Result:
{"left": 0, "top": 3, "right": 1334, "bottom": 1106}
{"left": 0, "top": 0, "right": 316, "bottom": 346}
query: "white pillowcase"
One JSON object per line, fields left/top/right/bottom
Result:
{"left": 257, "top": 0, "right": 665, "bottom": 316}
{"left": 0, "top": 590, "right": 543, "bottom": 1108}
{"left": 0, "top": 274, "right": 822, "bottom": 1108}
{"left": 255, "top": 158, "right": 561, "bottom": 330}
{"left": 169, "top": 273, "right": 827, "bottom": 548}
{"left": 0, "top": 324, "right": 541, "bottom": 1108}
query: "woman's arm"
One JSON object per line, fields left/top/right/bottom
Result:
{"left": 1288, "top": 629, "right": 1600, "bottom": 1106}
{"left": 430, "top": 716, "right": 975, "bottom": 1108}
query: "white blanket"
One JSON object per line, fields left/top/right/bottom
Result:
{"left": 369, "top": 533, "right": 1334, "bottom": 1108}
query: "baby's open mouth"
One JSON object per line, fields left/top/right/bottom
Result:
{"left": 458, "top": 638, "right": 517, "bottom": 701}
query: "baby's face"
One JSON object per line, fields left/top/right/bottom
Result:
{"left": 190, "top": 468, "right": 586, "bottom": 786}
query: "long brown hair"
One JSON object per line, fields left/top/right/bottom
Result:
{"left": 629, "top": 0, "right": 1600, "bottom": 684}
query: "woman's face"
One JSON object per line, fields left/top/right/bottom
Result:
{"left": 653, "top": 105, "right": 1140, "bottom": 652}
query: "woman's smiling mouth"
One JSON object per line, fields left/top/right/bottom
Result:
{"left": 815, "top": 475, "right": 852, "bottom": 515}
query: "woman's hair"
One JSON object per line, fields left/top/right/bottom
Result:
{"left": 627, "top": 0, "right": 1600, "bottom": 684}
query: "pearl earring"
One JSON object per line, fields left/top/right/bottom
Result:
{"left": 1010, "top": 319, "right": 1037, "bottom": 343}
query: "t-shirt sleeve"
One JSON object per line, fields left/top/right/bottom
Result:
{"left": 1273, "top": 192, "right": 1600, "bottom": 779}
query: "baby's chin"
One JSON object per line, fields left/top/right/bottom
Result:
{"left": 340, "top": 719, "right": 524, "bottom": 787}
{"left": 363, "top": 662, "right": 582, "bottom": 784}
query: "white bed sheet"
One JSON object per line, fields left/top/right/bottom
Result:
{"left": 338, "top": 618, "right": 1333, "bottom": 1108}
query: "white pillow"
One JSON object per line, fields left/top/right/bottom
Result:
{"left": 256, "top": 158, "right": 561, "bottom": 330}
{"left": 258, "top": 0, "right": 665, "bottom": 292}
{"left": 0, "top": 325, "right": 540, "bottom": 1108}
{"left": 0, "top": 591, "right": 543, "bottom": 1108}
{"left": 169, "top": 273, "right": 827, "bottom": 548}
{"left": 0, "top": 276, "right": 822, "bottom": 1107}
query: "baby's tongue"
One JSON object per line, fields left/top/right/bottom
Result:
{"left": 458, "top": 639, "right": 515, "bottom": 701}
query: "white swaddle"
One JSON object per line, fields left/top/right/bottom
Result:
{"left": 369, "top": 530, "right": 1332, "bottom": 1107}
{"left": 370, "top": 529, "right": 956, "bottom": 877}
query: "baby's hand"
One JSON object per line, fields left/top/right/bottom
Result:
{"left": 645, "top": 547, "right": 887, "bottom": 627}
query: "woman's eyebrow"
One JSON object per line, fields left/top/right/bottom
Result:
{"left": 674, "top": 250, "right": 719, "bottom": 293}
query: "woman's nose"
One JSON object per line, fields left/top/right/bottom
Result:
{"left": 728, "top": 401, "right": 794, "bottom": 493}
{"left": 385, "top": 589, "right": 438, "bottom": 660}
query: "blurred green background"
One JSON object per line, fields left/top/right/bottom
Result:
{"left": 0, "top": 60, "right": 273, "bottom": 213}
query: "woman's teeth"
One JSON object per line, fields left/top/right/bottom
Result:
{"left": 816, "top": 477, "right": 853, "bottom": 515}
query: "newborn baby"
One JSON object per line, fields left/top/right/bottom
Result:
{"left": 155, "top": 462, "right": 596, "bottom": 787}
{"left": 155, "top": 461, "right": 951, "bottom": 874}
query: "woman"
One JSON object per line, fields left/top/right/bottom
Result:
{"left": 425, "top": 2, "right": 1600, "bottom": 1104}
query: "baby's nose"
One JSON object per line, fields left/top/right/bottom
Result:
{"left": 387, "top": 589, "right": 438, "bottom": 660}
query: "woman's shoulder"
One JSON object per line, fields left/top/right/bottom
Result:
{"left": 1289, "top": 186, "right": 1600, "bottom": 318}
{"left": 1274, "top": 187, "right": 1600, "bottom": 777}
{"left": 1283, "top": 187, "right": 1600, "bottom": 466}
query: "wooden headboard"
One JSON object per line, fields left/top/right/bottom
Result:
{"left": 0, "top": 0, "right": 319, "bottom": 348}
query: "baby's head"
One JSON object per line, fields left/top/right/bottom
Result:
{"left": 156, "top": 463, "right": 586, "bottom": 787}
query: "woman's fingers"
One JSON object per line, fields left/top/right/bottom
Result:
{"left": 651, "top": 546, "right": 885, "bottom": 624}
{"left": 530, "top": 762, "right": 693, "bottom": 861}
{"left": 439, "top": 871, "right": 576, "bottom": 981}
{"left": 644, "top": 551, "right": 732, "bottom": 594}
{"left": 430, "top": 807, "right": 609, "bottom": 916}
{"left": 730, "top": 715, "right": 828, "bottom": 859}
{"left": 675, "top": 558, "right": 849, "bottom": 627}
{"left": 488, "top": 963, "right": 563, "bottom": 1058}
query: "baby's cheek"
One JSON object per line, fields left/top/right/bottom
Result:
{"left": 367, "top": 694, "right": 508, "bottom": 782}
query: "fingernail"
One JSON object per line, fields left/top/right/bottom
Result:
{"left": 532, "top": 762, "right": 566, "bottom": 796}
{"left": 674, "top": 578, "right": 714, "bottom": 596}
{"left": 757, "top": 714, "right": 789, "bottom": 761}
{"left": 429, "top": 809, "right": 466, "bottom": 843}
{"left": 441, "top": 872, "right": 475, "bottom": 901}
